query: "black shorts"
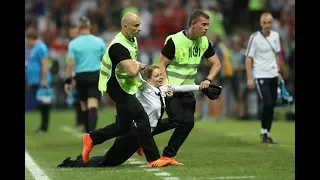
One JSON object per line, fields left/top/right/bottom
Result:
{"left": 75, "top": 71, "right": 101, "bottom": 101}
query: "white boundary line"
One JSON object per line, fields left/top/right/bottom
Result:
{"left": 25, "top": 150, "right": 51, "bottom": 180}
{"left": 188, "top": 176, "right": 255, "bottom": 180}
{"left": 60, "top": 126, "right": 84, "bottom": 138}
{"left": 126, "top": 157, "right": 180, "bottom": 179}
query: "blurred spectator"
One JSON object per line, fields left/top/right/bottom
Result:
{"left": 185, "top": 0, "right": 201, "bottom": 29}
{"left": 137, "top": 6, "right": 152, "bottom": 40}
{"left": 121, "top": 0, "right": 139, "bottom": 17}
{"left": 273, "top": 11, "right": 291, "bottom": 59}
{"left": 151, "top": 1, "right": 170, "bottom": 39}
{"left": 206, "top": 2, "right": 226, "bottom": 40}
{"left": 247, "top": 0, "right": 265, "bottom": 31}
{"left": 195, "top": 33, "right": 223, "bottom": 120}
{"left": 101, "top": 21, "right": 119, "bottom": 46}
{"left": 50, "top": 27, "right": 69, "bottom": 53}
{"left": 69, "top": 0, "right": 97, "bottom": 25}
{"left": 229, "top": 35, "right": 246, "bottom": 118}
{"left": 167, "top": 0, "right": 187, "bottom": 34}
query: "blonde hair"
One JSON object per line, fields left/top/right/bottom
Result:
{"left": 188, "top": 10, "right": 210, "bottom": 27}
{"left": 260, "top": 12, "right": 273, "bottom": 22}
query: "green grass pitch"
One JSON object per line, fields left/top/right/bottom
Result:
{"left": 25, "top": 108, "right": 294, "bottom": 180}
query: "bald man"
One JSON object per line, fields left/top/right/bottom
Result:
{"left": 80, "top": 13, "right": 170, "bottom": 168}
{"left": 245, "top": 12, "right": 283, "bottom": 144}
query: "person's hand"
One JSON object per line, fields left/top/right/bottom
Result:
{"left": 199, "top": 79, "right": 210, "bottom": 89}
{"left": 138, "top": 62, "right": 146, "bottom": 70}
{"left": 40, "top": 79, "right": 47, "bottom": 88}
{"left": 247, "top": 79, "right": 255, "bottom": 89}
{"left": 278, "top": 73, "right": 283, "bottom": 81}
{"left": 166, "top": 87, "right": 173, "bottom": 97}
{"left": 64, "top": 84, "right": 72, "bottom": 95}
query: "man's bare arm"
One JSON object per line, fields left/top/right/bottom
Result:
{"left": 120, "top": 60, "right": 141, "bottom": 77}
{"left": 158, "top": 53, "right": 171, "bottom": 84}
{"left": 41, "top": 58, "right": 49, "bottom": 82}
{"left": 245, "top": 56, "right": 253, "bottom": 80}
{"left": 65, "top": 57, "right": 74, "bottom": 79}
{"left": 275, "top": 53, "right": 283, "bottom": 80}
{"left": 206, "top": 54, "right": 221, "bottom": 80}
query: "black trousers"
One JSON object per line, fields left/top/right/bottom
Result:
{"left": 29, "top": 85, "right": 51, "bottom": 131}
{"left": 153, "top": 92, "right": 196, "bottom": 157}
{"left": 62, "top": 128, "right": 140, "bottom": 167}
{"left": 73, "top": 100, "right": 83, "bottom": 126}
{"left": 89, "top": 95, "right": 160, "bottom": 162}
{"left": 58, "top": 120, "right": 177, "bottom": 168}
{"left": 254, "top": 77, "right": 278, "bottom": 132}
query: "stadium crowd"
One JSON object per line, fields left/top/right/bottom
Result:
{"left": 25, "top": 0, "right": 295, "bottom": 120}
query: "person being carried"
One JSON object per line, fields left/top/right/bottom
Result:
{"left": 57, "top": 65, "right": 221, "bottom": 168}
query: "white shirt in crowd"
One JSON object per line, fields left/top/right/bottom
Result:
{"left": 135, "top": 74, "right": 199, "bottom": 129}
{"left": 245, "top": 30, "right": 281, "bottom": 79}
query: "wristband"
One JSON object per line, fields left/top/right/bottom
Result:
{"left": 205, "top": 78, "right": 212, "bottom": 83}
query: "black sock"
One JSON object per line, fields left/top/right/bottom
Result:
{"left": 74, "top": 102, "right": 82, "bottom": 125}
{"left": 88, "top": 108, "right": 98, "bottom": 132}
{"left": 81, "top": 110, "right": 89, "bottom": 133}
{"left": 39, "top": 105, "right": 50, "bottom": 131}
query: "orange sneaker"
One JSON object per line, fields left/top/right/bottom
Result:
{"left": 147, "top": 158, "right": 171, "bottom": 168}
{"left": 81, "top": 134, "right": 93, "bottom": 163}
{"left": 136, "top": 147, "right": 144, "bottom": 156}
{"left": 161, "top": 156, "right": 184, "bottom": 166}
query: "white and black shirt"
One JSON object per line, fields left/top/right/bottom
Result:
{"left": 136, "top": 80, "right": 165, "bottom": 128}
{"left": 135, "top": 74, "right": 199, "bottom": 129}
{"left": 245, "top": 30, "right": 281, "bottom": 79}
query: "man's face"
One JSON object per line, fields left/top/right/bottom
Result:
{"left": 193, "top": 16, "right": 209, "bottom": 37}
{"left": 69, "top": 27, "right": 79, "bottom": 39}
{"left": 260, "top": 15, "right": 273, "bottom": 32}
{"left": 125, "top": 17, "right": 141, "bottom": 37}
{"left": 25, "top": 38, "right": 35, "bottom": 47}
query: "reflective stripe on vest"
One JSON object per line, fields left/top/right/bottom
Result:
{"left": 165, "top": 31, "right": 209, "bottom": 85}
{"left": 98, "top": 32, "right": 140, "bottom": 95}
{"left": 98, "top": 49, "right": 112, "bottom": 95}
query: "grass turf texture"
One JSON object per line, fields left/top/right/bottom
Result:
{"left": 25, "top": 108, "right": 294, "bottom": 180}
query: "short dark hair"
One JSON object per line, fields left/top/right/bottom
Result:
{"left": 143, "top": 65, "right": 160, "bottom": 80}
{"left": 78, "top": 16, "right": 91, "bottom": 29}
{"left": 25, "top": 28, "right": 38, "bottom": 40}
{"left": 188, "top": 10, "right": 210, "bottom": 27}
{"left": 69, "top": 24, "right": 78, "bottom": 29}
